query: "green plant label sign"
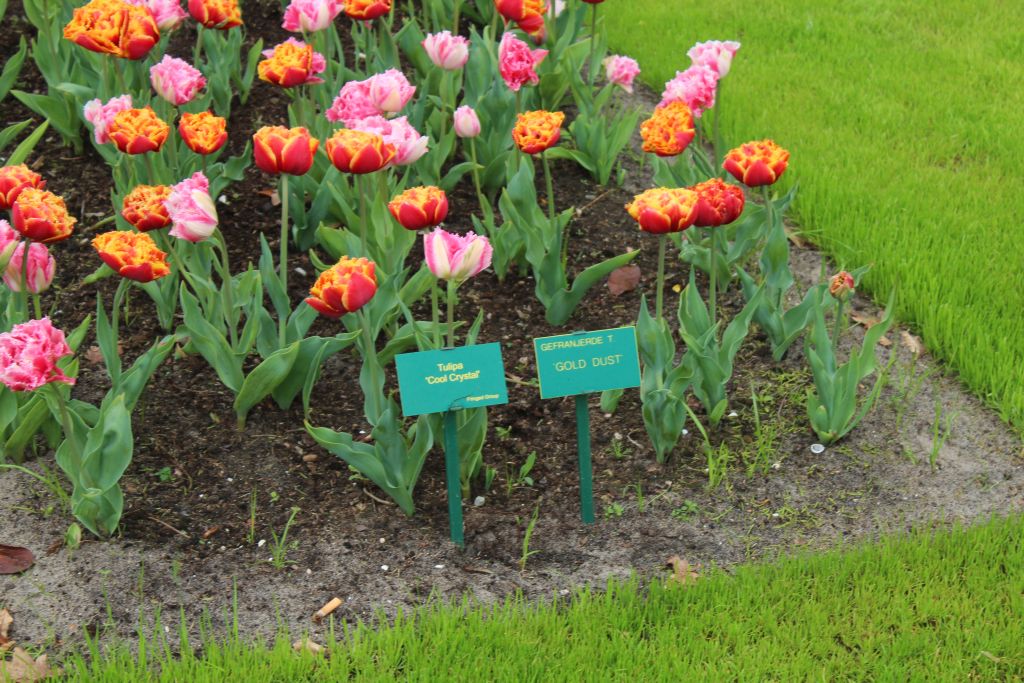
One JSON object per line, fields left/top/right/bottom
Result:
{"left": 533, "top": 327, "right": 641, "bottom": 399}
{"left": 395, "top": 343, "right": 509, "bottom": 416}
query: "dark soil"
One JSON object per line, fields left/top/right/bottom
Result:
{"left": 1, "top": 0, "right": 1022, "bottom": 654}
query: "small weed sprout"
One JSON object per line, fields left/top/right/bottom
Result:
{"left": 930, "top": 401, "right": 958, "bottom": 471}
{"left": 505, "top": 451, "right": 537, "bottom": 496}
{"left": 671, "top": 500, "right": 700, "bottom": 521}
{"left": 247, "top": 487, "right": 258, "bottom": 545}
{"left": 604, "top": 502, "right": 625, "bottom": 519}
{"left": 268, "top": 506, "right": 300, "bottom": 569}
{"left": 519, "top": 505, "right": 541, "bottom": 571}
{"left": 495, "top": 425, "right": 512, "bottom": 440}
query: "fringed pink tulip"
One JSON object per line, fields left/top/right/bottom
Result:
{"left": 0, "top": 318, "right": 76, "bottom": 392}
{"left": 422, "top": 31, "right": 470, "bottom": 71}
{"left": 365, "top": 69, "right": 416, "bottom": 114}
{"left": 164, "top": 172, "right": 218, "bottom": 242}
{"left": 498, "top": 32, "right": 547, "bottom": 92}
{"left": 83, "top": 94, "right": 133, "bottom": 145}
{"left": 424, "top": 228, "right": 492, "bottom": 283}
{"left": 687, "top": 40, "right": 740, "bottom": 78}
{"left": 150, "top": 55, "right": 206, "bottom": 105}
{"left": 354, "top": 116, "right": 427, "bottom": 166}
{"left": 604, "top": 55, "right": 640, "bottom": 93}
{"left": 660, "top": 64, "right": 719, "bottom": 118}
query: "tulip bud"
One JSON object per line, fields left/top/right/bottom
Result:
{"left": 306, "top": 256, "right": 377, "bottom": 318}
{"left": 424, "top": 228, "right": 492, "bottom": 283}
{"left": 388, "top": 186, "right": 449, "bottom": 230}
{"left": 3, "top": 241, "right": 56, "bottom": 293}
{"left": 453, "top": 106, "right": 481, "bottom": 139}
{"left": 829, "top": 272, "right": 855, "bottom": 300}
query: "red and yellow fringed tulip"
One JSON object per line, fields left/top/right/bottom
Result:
{"left": 0, "top": 165, "right": 46, "bottom": 211}
{"left": 11, "top": 189, "right": 77, "bottom": 244}
{"left": 324, "top": 129, "right": 395, "bottom": 174}
{"left": 829, "top": 271, "right": 855, "bottom": 300}
{"left": 343, "top": 0, "right": 390, "bottom": 20}
{"left": 494, "top": 0, "right": 547, "bottom": 34}
{"left": 625, "top": 188, "right": 700, "bottom": 235}
{"left": 388, "top": 186, "right": 449, "bottom": 231}
{"left": 253, "top": 126, "right": 319, "bottom": 176}
{"left": 512, "top": 110, "right": 565, "bottom": 155}
{"left": 92, "top": 231, "right": 170, "bottom": 282}
{"left": 107, "top": 107, "right": 170, "bottom": 154}
{"left": 63, "top": 0, "right": 160, "bottom": 60}
{"left": 691, "top": 179, "right": 745, "bottom": 227}
{"left": 121, "top": 184, "right": 172, "bottom": 232}
{"left": 258, "top": 38, "right": 325, "bottom": 88}
{"left": 178, "top": 111, "right": 227, "bottom": 156}
{"left": 187, "top": 0, "right": 242, "bottom": 29}
{"left": 640, "top": 101, "right": 695, "bottom": 157}
{"left": 306, "top": 256, "right": 377, "bottom": 318}
{"left": 723, "top": 139, "right": 790, "bottom": 187}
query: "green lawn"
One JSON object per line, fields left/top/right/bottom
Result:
{"left": 58, "top": 516, "right": 1024, "bottom": 680}
{"left": 604, "top": 0, "right": 1024, "bottom": 428}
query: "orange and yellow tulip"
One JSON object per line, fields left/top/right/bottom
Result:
{"left": 306, "top": 256, "right": 377, "bottom": 318}
{"left": 121, "top": 184, "right": 172, "bottom": 232}
{"left": 723, "top": 139, "right": 790, "bottom": 187}
{"left": 108, "top": 107, "right": 170, "bottom": 154}
{"left": 512, "top": 110, "right": 565, "bottom": 155}
{"left": 625, "top": 187, "right": 699, "bottom": 235}
{"left": 11, "top": 189, "right": 77, "bottom": 244}
{"left": 640, "top": 102, "right": 695, "bottom": 157}
{"left": 324, "top": 129, "right": 395, "bottom": 174}
{"left": 92, "top": 230, "right": 170, "bottom": 282}
{"left": 178, "top": 111, "right": 227, "bottom": 156}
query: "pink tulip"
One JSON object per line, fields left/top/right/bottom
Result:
{"left": 2, "top": 241, "right": 55, "bottom": 293}
{"left": 282, "top": 0, "right": 341, "bottom": 32}
{"left": 603, "top": 55, "right": 640, "bottom": 94}
{"left": 424, "top": 228, "right": 492, "bottom": 283}
{"left": 127, "top": 0, "right": 188, "bottom": 31}
{"left": 164, "top": 172, "right": 218, "bottom": 242}
{"left": 150, "top": 56, "right": 206, "bottom": 106}
{"left": 354, "top": 116, "right": 428, "bottom": 166}
{"left": 660, "top": 64, "right": 719, "bottom": 118}
{"left": 366, "top": 69, "right": 416, "bottom": 114}
{"left": 83, "top": 94, "right": 133, "bottom": 145}
{"left": 422, "top": 31, "right": 470, "bottom": 70}
{"left": 453, "top": 105, "right": 480, "bottom": 138}
{"left": 498, "top": 32, "right": 547, "bottom": 92}
{"left": 0, "top": 317, "right": 75, "bottom": 392}
{"left": 325, "top": 79, "right": 379, "bottom": 125}
{"left": 0, "top": 220, "right": 19, "bottom": 269}
{"left": 687, "top": 40, "right": 740, "bottom": 78}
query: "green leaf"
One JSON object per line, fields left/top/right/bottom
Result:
{"left": 0, "top": 37, "right": 27, "bottom": 102}
{"left": 3, "top": 118, "right": 49, "bottom": 166}
{"left": 179, "top": 287, "right": 244, "bottom": 393}
{"left": 235, "top": 340, "right": 301, "bottom": 427}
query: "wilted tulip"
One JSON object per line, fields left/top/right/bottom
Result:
{"left": 122, "top": 184, "right": 172, "bottom": 231}
{"left": 625, "top": 188, "right": 700, "bottom": 235}
{"left": 388, "top": 186, "right": 448, "bottom": 230}
{"left": 92, "top": 230, "right": 170, "bottom": 282}
{"left": 723, "top": 139, "right": 790, "bottom": 187}
{"left": 306, "top": 256, "right": 377, "bottom": 317}
{"left": 253, "top": 126, "right": 319, "bottom": 175}
{"left": 178, "top": 111, "right": 228, "bottom": 155}
{"left": 11, "top": 189, "right": 77, "bottom": 244}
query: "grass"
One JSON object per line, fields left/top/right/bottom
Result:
{"left": 51, "top": 516, "right": 1024, "bottom": 680}
{"left": 603, "top": 1, "right": 1024, "bottom": 429}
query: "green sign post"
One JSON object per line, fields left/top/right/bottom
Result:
{"left": 395, "top": 343, "right": 508, "bottom": 546}
{"left": 533, "top": 327, "right": 641, "bottom": 523}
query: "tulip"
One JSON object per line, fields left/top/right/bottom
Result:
{"left": 63, "top": 0, "right": 160, "bottom": 60}
{"left": 687, "top": 40, "right": 741, "bottom": 79}
{"left": 11, "top": 189, "right": 77, "bottom": 244}
{"left": 342, "top": 0, "right": 390, "bottom": 20}
{"left": 325, "top": 79, "right": 378, "bottom": 126}
{"left": 150, "top": 55, "right": 206, "bottom": 105}
{"left": 83, "top": 94, "right": 133, "bottom": 145}
{"left": 829, "top": 271, "right": 855, "bottom": 300}
{"left": 0, "top": 318, "right": 76, "bottom": 392}
{"left": 2, "top": 242, "right": 54, "bottom": 294}
{"left": 512, "top": 110, "right": 564, "bottom": 155}
{"left": 353, "top": 116, "right": 427, "bottom": 166}
{"left": 388, "top": 186, "right": 448, "bottom": 230}
{"left": 424, "top": 228, "right": 492, "bottom": 284}
{"left": 122, "top": 184, "right": 172, "bottom": 231}
{"left": 494, "top": 0, "right": 547, "bottom": 34}
{"left": 253, "top": 126, "right": 319, "bottom": 175}
{"left": 498, "top": 32, "right": 547, "bottom": 92}
{"left": 131, "top": 0, "right": 187, "bottom": 31}
{"left": 92, "top": 230, "right": 170, "bottom": 282}
{"left": 258, "top": 38, "right": 326, "bottom": 88}
{"left": 625, "top": 188, "right": 699, "bottom": 235}
{"left": 165, "top": 172, "right": 218, "bottom": 242}
{"left": 723, "top": 139, "right": 790, "bottom": 187}
{"left": 282, "top": 0, "right": 341, "bottom": 32}
{"left": 324, "top": 129, "right": 395, "bottom": 174}
{"left": 365, "top": 69, "right": 416, "bottom": 114}
{"left": 0, "top": 165, "right": 46, "bottom": 211}
{"left": 640, "top": 101, "right": 695, "bottom": 157}
{"left": 306, "top": 256, "right": 377, "bottom": 318}
{"left": 0, "top": 221, "right": 18, "bottom": 270}
{"left": 178, "top": 111, "right": 228, "bottom": 155}
{"left": 422, "top": 31, "right": 470, "bottom": 70}
{"left": 453, "top": 105, "right": 480, "bottom": 138}
{"left": 107, "top": 107, "right": 170, "bottom": 154}
{"left": 692, "top": 179, "right": 745, "bottom": 227}
{"left": 603, "top": 55, "right": 640, "bottom": 93}
{"left": 660, "top": 64, "right": 718, "bottom": 118}
{"left": 188, "top": 0, "right": 242, "bottom": 28}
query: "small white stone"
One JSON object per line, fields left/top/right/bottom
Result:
{"left": 219, "top": 545, "right": 226, "bottom": 551}
{"left": 728, "top": 411, "right": 739, "bottom": 418}
{"left": 772, "top": 513, "right": 780, "bottom": 518}
{"left": 771, "top": 462, "right": 781, "bottom": 470}
{"left": 559, "top": 589, "right": 570, "bottom": 596}
{"left": 473, "top": 496, "right": 486, "bottom": 507}
{"left": 306, "top": 568, "right": 312, "bottom": 575}
{"left": 258, "top": 539, "right": 266, "bottom": 547}
{"left": 379, "top": 537, "right": 386, "bottom": 544}
{"left": 218, "top": 195, "right": 228, "bottom": 205}
{"left": 434, "top": 564, "right": 445, "bottom": 570}
{"left": 681, "top": 429, "right": 689, "bottom": 436}
{"left": 381, "top": 565, "right": 389, "bottom": 571}
{"left": 810, "top": 443, "right": 826, "bottom": 454}
{"left": 294, "top": 267, "right": 307, "bottom": 277}
{"left": 226, "top": 477, "right": 233, "bottom": 483}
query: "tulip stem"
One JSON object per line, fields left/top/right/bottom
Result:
{"left": 541, "top": 152, "right": 562, "bottom": 268}
{"left": 50, "top": 383, "right": 78, "bottom": 461}
{"left": 279, "top": 174, "right": 290, "bottom": 348}
{"left": 709, "top": 227, "right": 718, "bottom": 330}
{"left": 712, "top": 79, "right": 723, "bottom": 173}
{"left": 144, "top": 153, "right": 158, "bottom": 185}
{"left": 439, "top": 71, "right": 450, "bottom": 142}
{"left": 110, "top": 278, "right": 129, "bottom": 380}
{"left": 468, "top": 138, "right": 488, "bottom": 218}
{"left": 832, "top": 298, "right": 846, "bottom": 359}
{"left": 214, "top": 230, "right": 239, "bottom": 348}
{"left": 446, "top": 280, "right": 457, "bottom": 348}
{"left": 452, "top": 0, "right": 461, "bottom": 34}
{"left": 655, "top": 234, "right": 667, "bottom": 321}
{"left": 358, "top": 174, "right": 369, "bottom": 256}
{"left": 359, "top": 310, "right": 383, "bottom": 423}
{"left": 18, "top": 238, "right": 30, "bottom": 320}
{"left": 32, "top": 294, "right": 42, "bottom": 320}
{"left": 431, "top": 282, "right": 441, "bottom": 349}
{"left": 761, "top": 185, "right": 780, "bottom": 309}
{"left": 588, "top": 3, "right": 598, "bottom": 86}
{"left": 194, "top": 26, "right": 204, "bottom": 70}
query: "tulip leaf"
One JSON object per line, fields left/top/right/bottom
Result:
{"left": 235, "top": 341, "right": 302, "bottom": 428}
{"left": 3, "top": 117, "right": 49, "bottom": 167}
{"left": 0, "top": 37, "right": 27, "bottom": 102}
{"left": 0, "top": 119, "right": 30, "bottom": 157}
{"left": 179, "top": 287, "right": 244, "bottom": 393}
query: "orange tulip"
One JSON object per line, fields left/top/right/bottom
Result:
{"left": 625, "top": 188, "right": 699, "bottom": 235}
{"left": 640, "top": 101, "right": 695, "bottom": 157}
{"left": 63, "top": 0, "right": 160, "bottom": 60}
{"left": 108, "top": 107, "right": 170, "bottom": 154}
{"left": 187, "top": 0, "right": 242, "bottom": 29}
{"left": 0, "top": 165, "right": 46, "bottom": 211}
{"left": 306, "top": 256, "right": 377, "bottom": 318}
{"left": 11, "top": 189, "right": 77, "bottom": 244}
{"left": 121, "top": 184, "right": 172, "bottom": 232}
{"left": 178, "top": 111, "right": 227, "bottom": 156}
{"left": 691, "top": 178, "right": 745, "bottom": 227}
{"left": 723, "top": 139, "right": 790, "bottom": 187}
{"left": 388, "top": 186, "right": 449, "bottom": 230}
{"left": 324, "top": 129, "right": 395, "bottom": 174}
{"left": 258, "top": 38, "right": 325, "bottom": 88}
{"left": 343, "top": 0, "right": 390, "bottom": 20}
{"left": 253, "top": 126, "right": 319, "bottom": 176}
{"left": 92, "top": 230, "right": 170, "bottom": 282}
{"left": 512, "top": 110, "right": 565, "bottom": 155}
{"left": 829, "top": 271, "right": 855, "bottom": 300}
{"left": 494, "top": 0, "right": 547, "bottom": 34}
